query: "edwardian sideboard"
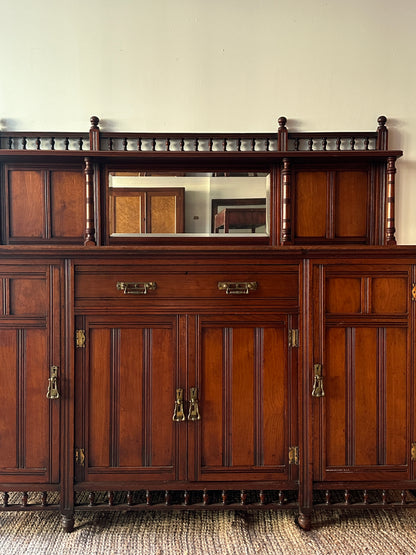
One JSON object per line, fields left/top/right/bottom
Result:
{"left": 0, "top": 116, "right": 415, "bottom": 532}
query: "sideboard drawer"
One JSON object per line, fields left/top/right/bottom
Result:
{"left": 74, "top": 263, "right": 299, "bottom": 308}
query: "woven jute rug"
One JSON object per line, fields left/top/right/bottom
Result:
{"left": 1, "top": 509, "right": 416, "bottom": 555}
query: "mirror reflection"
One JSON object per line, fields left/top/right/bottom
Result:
{"left": 108, "top": 172, "right": 270, "bottom": 237}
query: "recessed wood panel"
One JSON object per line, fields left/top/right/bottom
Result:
{"left": 113, "top": 195, "right": 143, "bottom": 234}
{"left": 371, "top": 277, "right": 408, "bottom": 314}
{"left": 325, "top": 327, "right": 347, "bottom": 467}
{"left": 8, "top": 170, "right": 45, "bottom": 238}
{"left": 50, "top": 170, "right": 85, "bottom": 239}
{"left": 0, "top": 330, "right": 18, "bottom": 469}
{"left": 24, "top": 329, "right": 49, "bottom": 470}
{"left": 334, "top": 171, "right": 368, "bottom": 238}
{"left": 9, "top": 277, "right": 47, "bottom": 316}
{"left": 294, "top": 171, "right": 327, "bottom": 238}
{"left": 385, "top": 328, "right": 407, "bottom": 465}
{"left": 354, "top": 328, "right": 378, "bottom": 466}
{"left": 326, "top": 277, "right": 361, "bottom": 314}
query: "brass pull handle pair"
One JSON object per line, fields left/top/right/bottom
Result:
{"left": 172, "top": 388, "right": 201, "bottom": 422}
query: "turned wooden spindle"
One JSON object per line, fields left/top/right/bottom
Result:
{"left": 277, "top": 116, "right": 288, "bottom": 151}
{"left": 84, "top": 157, "right": 96, "bottom": 246}
{"left": 89, "top": 116, "right": 100, "bottom": 150}
{"left": 146, "top": 490, "right": 151, "bottom": 505}
{"left": 203, "top": 489, "right": 209, "bottom": 505}
{"left": 281, "top": 157, "right": 292, "bottom": 244}
{"left": 385, "top": 156, "right": 397, "bottom": 245}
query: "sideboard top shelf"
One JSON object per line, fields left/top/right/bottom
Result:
{"left": 0, "top": 115, "right": 395, "bottom": 155}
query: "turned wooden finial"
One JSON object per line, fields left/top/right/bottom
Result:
{"left": 376, "top": 115, "right": 388, "bottom": 149}
{"left": 277, "top": 116, "right": 288, "bottom": 151}
{"left": 278, "top": 116, "right": 287, "bottom": 129}
{"left": 90, "top": 116, "right": 100, "bottom": 129}
{"left": 377, "top": 115, "right": 387, "bottom": 128}
{"left": 89, "top": 116, "right": 100, "bottom": 150}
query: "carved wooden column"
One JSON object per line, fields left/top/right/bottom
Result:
{"left": 89, "top": 116, "right": 100, "bottom": 151}
{"left": 84, "top": 157, "right": 96, "bottom": 246}
{"left": 277, "top": 116, "right": 288, "bottom": 151}
{"left": 281, "top": 157, "right": 292, "bottom": 244}
{"left": 385, "top": 156, "right": 396, "bottom": 245}
{"left": 376, "top": 115, "right": 388, "bottom": 150}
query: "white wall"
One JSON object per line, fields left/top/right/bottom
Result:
{"left": 1, "top": 0, "right": 415, "bottom": 243}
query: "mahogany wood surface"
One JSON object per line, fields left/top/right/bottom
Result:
{"left": 0, "top": 116, "right": 413, "bottom": 532}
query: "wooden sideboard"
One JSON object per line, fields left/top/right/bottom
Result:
{"left": 0, "top": 116, "right": 415, "bottom": 532}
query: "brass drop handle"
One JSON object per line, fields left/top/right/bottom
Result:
{"left": 218, "top": 281, "right": 257, "bottom": 295}
{"left": 188, "top": 387, "right": 201, "bottom": 421}
{"left": 116, "top": 281, "right": 157, "bottom": 295}
{"left": 172, "top": 388, "right": 186, "bottom": 422}
{"left": 46, "top": 366, "right": 60, "bottom": 399}
{"left": 311, "top": 363, "right": 325, "bottom": 397}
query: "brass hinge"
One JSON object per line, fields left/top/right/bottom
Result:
{"left": 411, "top": 443, "right": 416, "bottom": 462}
{"left": 288, "top": 329, "right": 299, "bottom": 348}
{"left": 412, "top": 284, "right": 416, "bottom": 302}
{"left": 75, "top": 329, "right": 86, "bottom": 348}
{"left": 289, "top": 446, "right": 299, "bottom": 465}
{"left": 75, "top": 448, "right": 85, "bottom": 466}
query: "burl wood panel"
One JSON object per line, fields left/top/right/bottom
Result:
{"left": 148, "top": 194, "right": 177, "bottom": 233}
{"left": 113, "top": 196, "right": 142, "bottom": 234}
{"left": 84, "top": 320, "right": 176, "bottom": 481}
{"left": 198, "top": 317, "right": 291, "bottom": 481}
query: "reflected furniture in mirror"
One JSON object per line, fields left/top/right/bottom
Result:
{"left": 109, "top": 186, "right": 184, "bottom": 234}
{"left": 212, "top": 198, "right": 266, "bottom": 233}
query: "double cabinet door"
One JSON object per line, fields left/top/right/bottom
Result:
{"left": 74, "top": 311, "right": 299, "bottom": 488}
{"left": 312, "top": 263, "right": 414, "bottom": 484}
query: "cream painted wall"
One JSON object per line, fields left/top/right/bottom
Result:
{"left": 1, "top": 0, "right": 415, "bottom": 242}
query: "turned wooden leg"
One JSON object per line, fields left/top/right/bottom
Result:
{"left": 61, "top": 513, "right": 74, "bottom": 532}
{"left": 296, "top": 510, "right": 312, "bottom": 531}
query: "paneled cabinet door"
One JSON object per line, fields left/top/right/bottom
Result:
{"left": 312, "top": 265, "right": 412, "bottom": 483}
{"left": 187, "top": 313, "right": 298, "bottom": 484}
{"left": 74, "top": 315, "right": 181, "bottom": 484}
{"left": 0, "top": 265, "right": 60, "bottom": 484}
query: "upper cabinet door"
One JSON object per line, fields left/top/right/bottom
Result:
{"left": 75, "top": 315, "right": 181, "bottom": 484}
{"left": 0, "top": 264, "right": 61, "bottom": 484}
{"left": 4, "top": 166, "right": 85, "bottom": 244}
{"left": 312, "top": 264, "right": 412, "bottom": 482}
{"left": 188, "top": 313, "right": 298, "bottom": 485}
{"left": 293, "top": 166, "right": 381, "bottom": 245}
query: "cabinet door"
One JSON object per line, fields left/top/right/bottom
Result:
{"left": 0, "top": 265, "right": 60, "bottom": 484}
{"left": 75, "top": 315, "right": 180, "bottom": 484}
{"left": 188, "top": 313, "right": 298, "bottom": 484}
{"left": 313, "top": 266, "right": 412, "bottom": 482}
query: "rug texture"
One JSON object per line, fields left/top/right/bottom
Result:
{"left": 1, "top": 508, "right": 416, "bottom": 555}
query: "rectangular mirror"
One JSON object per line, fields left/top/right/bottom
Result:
{"left": 108, "top": 172, "right": 270, "bottom": 237}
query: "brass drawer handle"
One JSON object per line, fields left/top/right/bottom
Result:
{"left": 116, "top": 281, "right": 157, "bottom": 295}
{"left": 217, "top": 281, "right": 258, "bottom": 295}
